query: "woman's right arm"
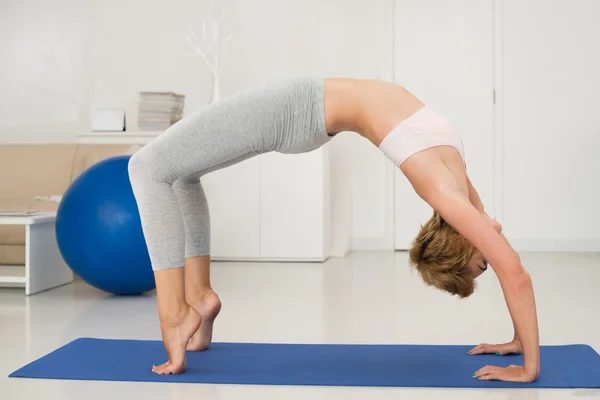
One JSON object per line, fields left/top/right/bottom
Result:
{"left": 422, "top": 186, "right": 540, "bottom": 382}
{"left": 401, "top": 158, "right": 540, "bottom": 382}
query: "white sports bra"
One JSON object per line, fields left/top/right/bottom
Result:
{"left": 378, "top": 106, "right": 466, "bottom": 168}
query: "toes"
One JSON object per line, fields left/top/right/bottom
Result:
{"left": 152, "top": 361, "right": 170, "bottom": 375}
{"left": 152, "top": 359, "right": 186, "bottom": 375}
{"left": 153, "top": 365, "right": 164, "bottom": 375}
{"left": 157, "top": 366, "right": 172, "bottom": 375}
{"left": 158, "top": 365, "right": 182, "bottom": 375}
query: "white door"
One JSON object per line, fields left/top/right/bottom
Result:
{"left": 202, "top": 158, "right": 261, "bottom": 259}
{"left": 393, "top": 0, "right": 496, "bottom": 249}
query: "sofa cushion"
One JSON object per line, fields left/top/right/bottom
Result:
{"left": 0, "top": 244, "right": 25, "bottom": 265}
{"left": 71, "top": 144, "right": 132, "bottom": 181}
{"left": 0, "top": 144, "right": 71, "bottom": 246}
{"left": 0, "top": 144, "right": 131, "bottom": 249}
{"left": 0, "top": 144, "right": 77, "bottom": 201}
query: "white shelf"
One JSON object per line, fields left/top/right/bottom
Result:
{"left": 0, "top": 265, "right": 26, "bottom": 285}
{"left": 78, "top": 131, "right": 160, "bottom": 145}
{"left": 0, "top": 212, "right": 56, "bottom": 225}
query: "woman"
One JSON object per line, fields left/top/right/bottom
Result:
{"left": 128, "top": 77, "right": 540, "bottom": 382}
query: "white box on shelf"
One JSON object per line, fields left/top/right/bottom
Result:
{"left": 92, "top": 108, "right": 126, "bottom": 132}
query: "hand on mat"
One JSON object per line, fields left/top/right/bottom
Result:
{"left": 473, "top": 364, "right": 536, "bottom": 383}
{"left": 467, "top": 338, "right": 522, "bottom": 356}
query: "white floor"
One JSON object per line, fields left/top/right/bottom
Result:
{"left": 2, "top": 252, "right": 600, "bottom": 399}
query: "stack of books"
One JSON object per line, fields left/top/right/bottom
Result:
{"left": 137, "top": 91, "right": 185, "bottom": 130}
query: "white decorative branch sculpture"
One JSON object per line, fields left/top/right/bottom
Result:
{"left": 185, "top": 6, "right": 233, "bottom": 103}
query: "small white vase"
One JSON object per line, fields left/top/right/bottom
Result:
{"left": 210, "top": 74, "right": 220, "bottom": 104}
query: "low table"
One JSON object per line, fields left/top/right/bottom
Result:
{"left": 0, "top": 212, "right": 73, "bottom": 295}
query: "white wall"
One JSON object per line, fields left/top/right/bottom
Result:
{"left": 392, "top": 0, "right": 496, "bottom": 250}
{"left": 5, "top": 0, "right": 596, "bottom": 254}
{"left": 387, "top": 0, "right": 600, "bottom": 253}
{"left": 0, "top": 0, "right": 385, "bottom": 141}
{"left": 500, "top": 0, "right": 600, "bottom": 251}
{"left": 0, "top": 0, "right": 388, "bottom": 255}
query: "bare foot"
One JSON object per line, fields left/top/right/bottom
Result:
{"left": 186, "top": 290, "right": 222, "bottom": 352}
{"left": 152, "top": 305, "right": 202, "bottom": 375}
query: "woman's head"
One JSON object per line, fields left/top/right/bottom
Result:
{"left": 409, "top": 211, "right": 486, "bottom": 298}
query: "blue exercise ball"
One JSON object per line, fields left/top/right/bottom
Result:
{"left": 56, "top": 155, "right": 155, "bottom": 295}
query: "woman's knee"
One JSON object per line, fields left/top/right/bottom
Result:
{"left": 128, "top": 145, "right": 162, "bottom": 184}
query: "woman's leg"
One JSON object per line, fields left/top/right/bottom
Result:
{"left": 127, "top": 77, "right": 323, "bottom": 373}
{"left": 171, "top": 176, "right": 221, "bottom": 351}
{"left": 152, "top": 267, "right": 201, "bottom": 374}
{"left": 128, "top": 110, "right": 265, "bottom": 373}
{"left": 183, "top": 256, "right": 221, "bottom": 351}
{"left": 128, "top": 148, "right": 202, "bottom": 375}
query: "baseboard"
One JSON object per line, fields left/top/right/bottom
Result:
{"left": 510, "top": 238, "right": 600, "bottom": 252}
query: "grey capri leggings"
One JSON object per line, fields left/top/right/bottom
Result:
{"left": 128, "top": 77, "right": 331, "bottom": 270}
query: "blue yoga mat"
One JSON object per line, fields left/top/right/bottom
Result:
{"left": 9, "top": 338, "right": 600, "bottom": 388}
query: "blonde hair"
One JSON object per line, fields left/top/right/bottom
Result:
{"left": 409, "top": 211, "right": 476, "bottom": 298}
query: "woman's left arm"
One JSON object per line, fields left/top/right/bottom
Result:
{"left": 426, "top": 187, "right": 540, "bottom": 382}
{"left": 466, "top": 176, "right": 485, "bottom": 213}
{"left": 403, "top": 160, "right": 540, "bottom": 382}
